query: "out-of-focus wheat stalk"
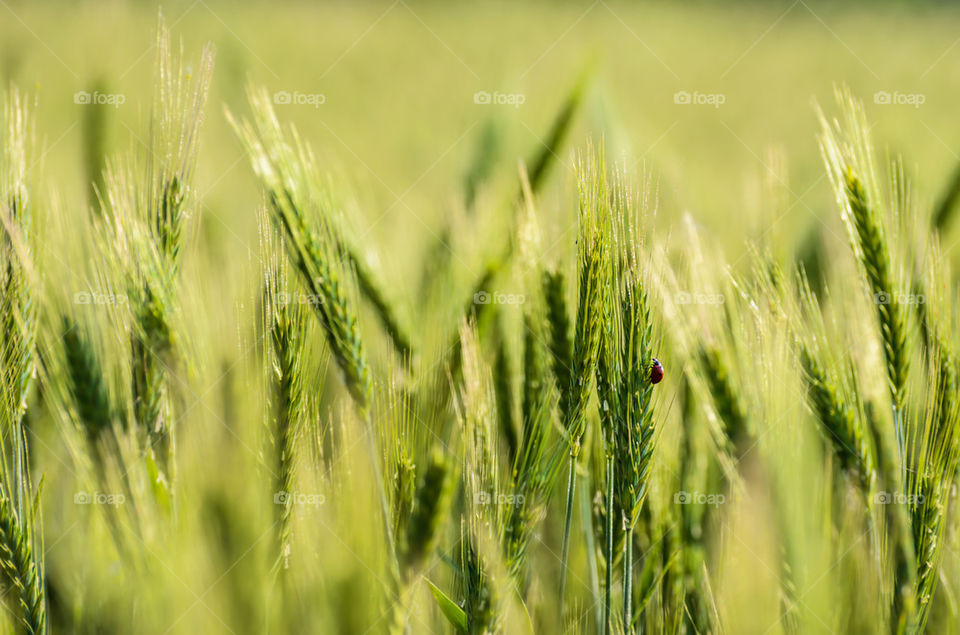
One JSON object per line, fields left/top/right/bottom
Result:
{"left": 0, "top": 86, "right": 45, "bottom": 635}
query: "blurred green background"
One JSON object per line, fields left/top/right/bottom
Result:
{"left": 5, "top": 0, "right": 960, "bottom": 276}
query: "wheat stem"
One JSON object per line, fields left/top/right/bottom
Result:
{"left": 603, "top": 453, "right": 614, "bottom": 635}
{"left": 559, "top": 453, "right": 577, "bottom": 606}
{"left": 623, "top": 523, "right": 634, "bottom": 633}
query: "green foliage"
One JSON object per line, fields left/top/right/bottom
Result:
{"left": 5, "top": 13, "right": 960, "bottom": 634}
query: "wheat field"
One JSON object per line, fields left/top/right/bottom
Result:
{"left": 1, "top": 1, "right": 960, "bottom": 633}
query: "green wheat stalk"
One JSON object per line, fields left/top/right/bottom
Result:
{"left": 0, "top": 89, "right": 36, "bottom": 431}
{"left": 230, "top": 92, "right": 372, "bottom": 411}
{"left": 864, "top": 401, "right": 917, "bottom": 634}
{"left": 103, "top": 20, "right": 214, "bottom": 482}
{"left": 558, "top": 145, "right": 607, "bottom": 607}
{"left": 908, "top": 349, "right": 959, "bottom": 631}
{"left": 841, "top": 170, "right": 909, "bottom": 414}
{"left": 457, "top": 321, "right": 502, "bottom": 634}
{"left": 594, "top": 167, "right": 661, "bottom": 633}
{"left": 230, "top": 87, "right": 404, "bottom": 588}
{"left": 263, "top": 263, "right": 309, "bottom": 570}
{"left": 503, "top": 298, "right": 558, "bottom": 585}
{"left": 0, "top": 493, "right": 44, "bottom": 635}
{"left": 819, "top": 94, "right": 910, "bottom": 464}
{"left": 0, "top": 86, "right": 45, "bottom": 635}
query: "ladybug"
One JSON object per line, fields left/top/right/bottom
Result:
{"left": 650, "top": 358, "right": 664, "bottom": 385}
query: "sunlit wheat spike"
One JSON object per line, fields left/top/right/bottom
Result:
{"left": 454, "top": 322, "right": 507, "bottom": 633}
{"left": 908, "top": 349, "right": 960, "bottom": 631}
{"left": 592, "top": 163, "right": 661, "bottom": 632}
{"left": 819, "top": 92, "right": 909, "bottom": 417}
{"left": 149, "top": 16, "right": 214, "bottom": 272}
{"left": 613, "top": 276, "right": 657, "bottom": 525}
{"left": 97, "top": 20, "right": 215, "bottom": 481}
{"left": 229, "top": 90, "right": 413, "bottom": 361}
{"left": 594, "top": 261, "right": 620, "bottom": 452}
{"left": 566, "top": 145, "right": 608, "bottom": 445}
{"left": 842, "top": 170, "right": 909, "bottom": 411}
{"left": 229, "top": 90, "right": 372, "bottom": 412}
{"left": 0, "top": 494, "right": 44, "bottom": 635}
{"left": 0, "top": 87, "right": 44, "bottom": 635}
{"left": 232, "top": 89, "right": 418, "bottom": 592}
{"left": 602, "top": 165, "right": 660, "bottom": 523}
{"left": 263, "top": 261, "right": 309, "bottom": 570}
{"left": 557, "top": 144, "right": 608, "bottom": 607}
{"left": 458, "top": 320, "right": 499, "bottom": 506}
{"left": 1, "top": 87, "right": 37, "bottom": 430}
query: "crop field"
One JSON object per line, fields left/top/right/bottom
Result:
{"left": 2, "top": 1, "right": 960, "bottom": 633}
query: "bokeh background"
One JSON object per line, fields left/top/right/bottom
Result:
{"left": 5, "top": 0, "right": 960, "bottom": 276}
